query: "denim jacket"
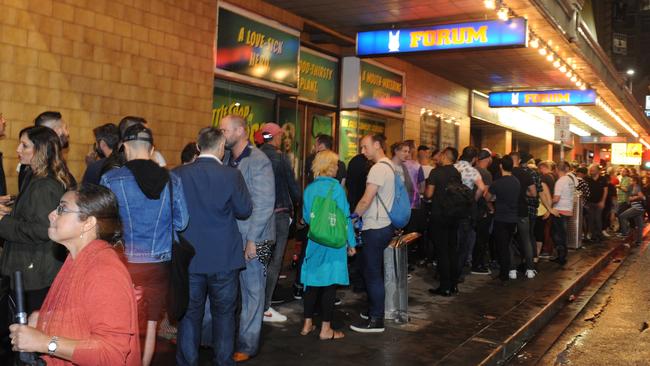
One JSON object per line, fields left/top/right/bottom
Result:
{"left": 100, "top": 167, "right": 189, "bottom": 263}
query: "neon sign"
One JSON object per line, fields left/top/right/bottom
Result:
{"left": 356, "top": 17, "right": 527, "bottom": 56}
{"left": 488, "top": 89, "right": 597, "bottom": 108}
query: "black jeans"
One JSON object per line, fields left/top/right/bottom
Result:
{"left": 552, "top": 215, "right": 569, "bottom": 261}
{"left": 303, "top": 285, "right": 337, "bottom": 322}
{"left": 431, "top": 219, "right": 459, "bottom": 291}
{"left": 472, "top": 213, "right": 493, "bottom": 269}
{"left": 493, "top": 221, "right": 517, "bottom": 280}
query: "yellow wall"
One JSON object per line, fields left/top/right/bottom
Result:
{"left": 0, "top": 0, "right": 216, "bottom": 193}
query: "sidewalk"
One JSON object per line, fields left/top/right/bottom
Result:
{"left": 155, "top": 239, "right": 623, "bottom": 366}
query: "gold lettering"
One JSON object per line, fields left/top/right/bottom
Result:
{"left": 437, "top": 29, "right": 451, "bottom": 45}
{"left": 466, "top": 26, "right": 488, "bottom": 43}
{"left": 410, "top": 31, "right": 424, "bottom": 47}
{"left": 237, "top": 27, "right": 245, "bottom": 43}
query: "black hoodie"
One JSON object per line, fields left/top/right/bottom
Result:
{"left": 124, "top": 159, "right": 169, "bottom": 199}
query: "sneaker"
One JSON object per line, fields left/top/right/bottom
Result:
{"left": 263, "top": 307, "right": 287, "bottom": 322}
{"left": 525, "top": 269, "right": 537, "bottom": 279}
{"left": 601, "top": 230, "right": 611, "bottom": 238}
{"left": 360, "top": 311, "right": 369, "bottom": 320}
{"left": 350, "top": 318, "right": 385, "bottom": 333}
{"left": 407, "top": 274, "right": 413, "bottom": 281}
{"left": 538, "top": 252, "right": 552, "bottom": 259}
{"left": 293, "top": 285, "right": 304, "bottom": 300}
{"left": 508, "top": 270, "right": 517, "bottom": 280}
{"left": 471, "top": 266, "right": 491, "bottom": 275}
{"left": 334, "top": 297, "right": 342, "bottom": 306}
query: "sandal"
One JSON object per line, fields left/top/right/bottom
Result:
{"left": 300, "top": 325, "right": 316, "bottom": 336}
{"left": 319, "top": 330, "right": 345, "bottom": 340}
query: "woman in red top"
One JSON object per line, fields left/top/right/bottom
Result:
{"left": 9, "top": 184, "right": 140, "bottom": 365}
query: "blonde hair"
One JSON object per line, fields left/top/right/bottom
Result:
{"left": 312, "top": 150, "right": 339, "bottom": 178}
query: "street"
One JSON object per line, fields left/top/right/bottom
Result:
{"left": 535, "top": 242, "right": 650, "bottom": 366}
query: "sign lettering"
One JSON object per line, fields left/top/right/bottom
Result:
{"left": 489, "top": 89, "right": 597, "bottom": 108}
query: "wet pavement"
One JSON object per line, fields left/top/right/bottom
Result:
{"left": 533, "top": 242, "right": 650, "bottom": 366}
{"left": 153, "top": 240, "right": 622, "bottom": 366}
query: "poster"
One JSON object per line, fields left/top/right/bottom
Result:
{"left": 299, "top": 48, "right": 339, "bottom": 107}
{"left": 212, "top": 87, "right": 275, "bottom": 144}
{"left": 359, "top": 61, "right": 404, "bottom": 116}
{"left": 278, "top": 107, "right": 302, "bottom": 177}
{"left": 216, "top": 4, "right": 300, "bottom": 90}
{"left": 339, "top": 111, "right": 386, "bottom": 164}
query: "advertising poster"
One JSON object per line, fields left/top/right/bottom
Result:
{"left": 278, "top": 107, "right": 302, "bottom": 178}
{"left": 359, "top": 61, "right": 404, "bottom": 116}
{"left": 212, "top": 87, "right": 275, "bottom": 144}
{"left": 299, "top": 48, "right": 339, "bottom": 107}
{"left": 216, "top": 4, "right": 300, "bottom": 91}
{"left": 339, "top": 112, "right": 386, "bottom": 164}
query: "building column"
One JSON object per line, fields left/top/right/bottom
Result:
{"left": 482, "top": 128, "right": 512, "bottom": 156}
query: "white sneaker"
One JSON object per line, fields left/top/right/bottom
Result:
{"left": 601, "top": 230, "right": 611, "bottom": 238}
{"left": 525, "top": 269, "right": 537, "bottom": 279}
{"left": 509, "top": 270, "right": 517, "bottom": 280}
{"left": 263, "top": 307, "right": 287, "bottom": 322}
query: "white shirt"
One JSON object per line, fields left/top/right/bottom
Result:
{"left": 198, "top": 153, "right": 223, "bottom": 164}
{"left": 553, "top": 175, "right": 575, "bottom": 212}
{"left": 363, "top": 157, "right": 395, "bottom": 230}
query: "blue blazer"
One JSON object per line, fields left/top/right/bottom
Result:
{"left": 174, "top": 157, "right": 253, "bottom": 273}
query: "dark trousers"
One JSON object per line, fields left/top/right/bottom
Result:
{"left": 432, "top": 220, "right": 459, "bottom": 291}
{"left": 265, "top": 211, "right": 291, "bottom": 310}
{"left": 552, "top": 215, "right": 569, "bottom": 261}
{"left": 303, "top": 285, "right": 337, "bottom": 322}
{"left": 472, "top": 213, "right": 492, "bottom": 269}
{"left": 585, "top": 202, "right": 604, "bottom": 240}
{"left": 528, "top": 215, "right": 537, "bottom": 258}
{"left": 514, "top": 217, "right": 534, "bottom": 270}
{"left": 493, "top": 221, "right": 517, "bottom": 280}
{"left": 457, "top": 218, "right": 476, "bottom": 269}
{"left": 360, "top": 225, "right": 394, "bottom": 319}
{"left": 177, "top": 271, "right": 239, "bottom": 366}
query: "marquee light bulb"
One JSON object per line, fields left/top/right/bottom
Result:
{"left": 497, "top": 7, "right": 509, "bottom": 21}
{"left": 553, "top": 60, "right": 561, "bottom": 68}
{"left": 546, "top": 53, "right": 554, "bottom": 62}
{"left": 559, "top": 65, "right": 567, "bottom": 73}
{"left": 566, "top": 71, "right": 573, "bottom": 78}
{"left": 576, "top": 80, "right": 582, "bottom": 87}
{"left": 579, "top": 84, "right": 587, "bottom": 90}
{"left": 570, "top": 75, "right": 577, "bottom": 82}
{"left": 484, "top": 0, "right": 496, "bottom": 9}
{"left": 529, "top": 38, "right": 539, "bottom": 48}
{"left": 539, "top": 47, "right": 547, "bottom": 56}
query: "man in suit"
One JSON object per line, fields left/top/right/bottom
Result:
{"left": 175, "top": 127, "right": 253, "bottom": 366}
{"left": 219, "top": 115, "right": 275, "bottom": 363}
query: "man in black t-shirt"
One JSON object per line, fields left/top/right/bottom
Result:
{"left": 488, "top": 155, "right": 520, "bottom": 281}
{"left": 424, "top": 147, "right": 462, "bottom": 296}
{"left": 510, "top": 152, "right": 536, "bottom": 279}
{"left": 584, "top": 164, "right": 608, "bottom": 242}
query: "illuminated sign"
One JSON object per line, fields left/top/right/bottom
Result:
{"left": 488, "top": 89, "right": 597, "bottom": 108}
{"left": 356, "top": 17, "right": 527, "bottom": 56}
{"left": 611, "top": 143, "right": 642, "bottom": 165}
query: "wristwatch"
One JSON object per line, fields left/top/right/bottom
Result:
{"left": 47, "top": 336, "right": 59, "bottom": 356}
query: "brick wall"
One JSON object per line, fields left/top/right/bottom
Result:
{"left": 0, "top": 0, "right": 216, "bottom": 193}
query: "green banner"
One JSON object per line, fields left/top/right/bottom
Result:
{"left": 216, "top": 6, "right": 299, "bottom": 89}
{"left": 299, "top": 48, "right": 339, "bottom": 107}
{"left": 339, "top": 112, "right": 386, "bottom": 164}
{"left": 359, "top": 61, "right": 404, "bottom": 115}
{"left": 212, "top": 87, "right": 275, "bottom": 143}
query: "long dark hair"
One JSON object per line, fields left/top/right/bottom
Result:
{"left": 73, "top": 184, "right": 123, "bottom": 247}
{"left": 21, "top": 126, "right": 74, "bottom": 189}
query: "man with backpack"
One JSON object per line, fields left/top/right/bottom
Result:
{"left": 350, "top": 134, "right": 408, "bottom": 333}
{"left": 425, "top": 147, "right": 469, "bottom": 296}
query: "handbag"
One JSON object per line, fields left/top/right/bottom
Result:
{"left": 307, "top": 184, "right": 348, "bottom": 248}
{"left": 166, "top": 181, "right": 195, "bottom": 322}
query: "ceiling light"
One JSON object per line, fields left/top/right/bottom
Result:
{"left": 484, "top": 0, "right": 496, "bottom": 9}
{"left": 497, "top": 6, "right": 509, "bottom": 21}
{"left": 626, "top": 69, "right": 635, "bottom": 76}
{"left": 560, "top": 106, "right": 617, "bottom": 136}
{"left": 576, "top": 80, "right": 582, "bottom": 87}
{"left": 579, "top": 84, "right": 587, "bottom": 90}
{"left": 546, "top": 53, "right": 554, "bottom": 62}
{"left": 529, "top": 38, "right": 539, "bottom": 48}
{"left": 566, "top": 71, "right": 572, "bottom": 78}
{"left": 597, "top": 102, "right": 638, "bottom": 138}
{"left": 559, "top": 65, "right": 567, "bottom": 73}
{"left": 553, "top": 60, "right": 561, "bottom": 68}
{"left": 569, "top": 124, "right": 590, "bottom": 137}
{"left": 539, "top": 47, "right": 547, "bottom": 56}
{"left": 640, "top": 138, "right": 650, "bottom": 149}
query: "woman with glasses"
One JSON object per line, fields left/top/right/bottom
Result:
{"left": 9, "top": 184, "right": 140, "bottom": 365}
{"left": 0, "top": 126, "right": 75, "bottom": 313}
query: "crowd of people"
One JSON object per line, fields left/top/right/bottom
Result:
{"left": 0, "top": 110, "right": 646, "bottom": 366}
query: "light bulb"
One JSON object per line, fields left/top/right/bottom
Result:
{"left": 579, "top": 84, "right": 586, "bottom": 90}
{"left": 539, "top": 47, "right": 547, "bottom": 56}
{"left": 484, "top": 0, "right": 496, "bottom": 9}
{"left": 546, "top": 53, "right": 554, "bottom": 62}
{"left": 553, "top": 60, "right": 561, "bottom": 68}
{"left": 529, "top": 38, "right": 539, "bottom": 48}
{"left": 559, "top": 65, "right": 567, "bottom": 73}
{"left": 576, "top": 80, "right": 582, "bottom": 87}
{"left": 497, "top": 7, "right": 509, "bottom": 21}
{"left": 571, "top": 75, "right": 577, "bottom": 82}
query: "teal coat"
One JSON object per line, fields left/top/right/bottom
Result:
{"left": 301, "top": 177, "right": 357, "bottom": 288}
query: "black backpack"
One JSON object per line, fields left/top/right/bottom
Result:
{"left": 440, "top": 176, "right": 474, "bottom": 219}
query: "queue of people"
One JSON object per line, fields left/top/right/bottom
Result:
{"left": 0, "top": 109, "right": 647, "bottom": 366}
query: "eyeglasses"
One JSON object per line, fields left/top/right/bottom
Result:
{"left": 56, "top": 204, "right": 81, "bottom": 216}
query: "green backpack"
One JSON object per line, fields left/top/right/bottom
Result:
{"left": 307, "top": 185, "right": 348, "bottom": 249}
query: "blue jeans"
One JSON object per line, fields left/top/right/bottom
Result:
{"left": 360, "top": 225, "right": 394, "bottom": 319}
{"left": 176, "top": 271, "right": 239, "bottom": 366}
{"left": 238, "top": 258, "right": 265, "bottom": 356}
{"left": 619, "top": 207, "right": 644, "bottom": 243}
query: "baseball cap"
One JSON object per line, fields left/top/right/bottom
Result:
{"left": 260, "top": 123, "right": 283, "bottom": 139}
{"left": 122, "top": 124, "right": 153, "bottom": 144}
{"left": 253, "top": 130, "right": 264, "bottom": 145}
{"left": 478, "top": 148, "right": 492, "bottom": 160}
